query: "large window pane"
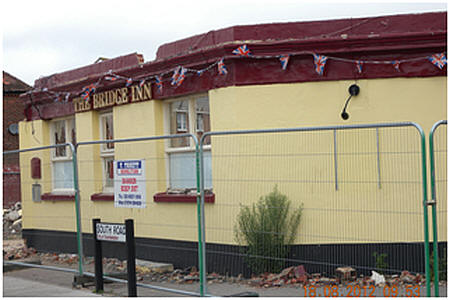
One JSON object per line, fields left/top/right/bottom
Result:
{"left": 170, "top": 100, "right": 190, "bottom": 147}
{"left": 53, "top": 120, "right": 66, "bottom": 157}
{"left": 53, "top": 161, "right": 74, "bottom": 190}
{"left": 101, "top": 114, "right": 114, "bottom": 150}
{"left": 195, "top": 97, "right": 211, "bottom": 145}
{"left": 169, "top": 151, "right": 212, "bottom": 189}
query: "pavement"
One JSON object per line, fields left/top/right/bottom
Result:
{"left": 3, "top": 268, "right": 100, "bottom": 297}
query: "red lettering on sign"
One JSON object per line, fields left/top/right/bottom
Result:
{"left": 121, "top": 186, "right": 131, "bottom": 192}
{"left": 131, "top": 186, "right": 138, "bottom": 192}
{"left": 122, "top": 178, "right": 136, "bottom": 184}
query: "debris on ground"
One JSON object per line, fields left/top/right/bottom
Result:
{"left": 3, "top": 202, "right": 22, "bottom": 239}
{"left": 371, "top": 270, "right": 385, "bottom": 285}
{"left": 0, "top": 243, "right": 436, "bottom": 290}
{"left": 336, "top": 266, "right": 357, "bottom": 283}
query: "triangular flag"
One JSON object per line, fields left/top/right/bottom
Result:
{"left": 232, "top": 45, "right": 252, "bottom": 57}
{"left": 313, "top": 54, "right": 328, "bottom": 76}
{"left": 428, "top": 53, "right": 447, "bottom": 69}
{"left": 356, "top": 60, "right": 363, "bottom": 74}
{"left": 279, "top": 55, "right": 290, "bottom": 71}
{"left": 218, "top": 58, "right": 228, "bottom": 75}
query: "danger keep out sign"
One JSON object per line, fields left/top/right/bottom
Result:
{"left": 114, "top": 160, "right": 146, "bottom": 208}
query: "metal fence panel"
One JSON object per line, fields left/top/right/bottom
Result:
{"left": 429, "top": 120, "right": 447, "bottom": 295}
{"left": 76, "top": 134, "right": 204, "bottom": 296}
{"left": 4, "top": 144, "right": 85, "bottom": 275}
{"left": 200, "top": 123, "right": 429, "bottom": 296}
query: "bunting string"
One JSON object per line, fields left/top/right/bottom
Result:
{"left": 25, "top": 44, "right": 446, "bottom": 103}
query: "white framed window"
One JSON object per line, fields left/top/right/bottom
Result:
{"left": 100, "top": 112, "right": 114, "bottom": 193}
{"left": 50, "top": 118, "right": 76, "bottom": 191}
{"left": 165, "top": 95, "right": 212, "bottom": 189}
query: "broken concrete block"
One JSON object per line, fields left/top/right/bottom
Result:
{"left": 135, "top": 259, "right": 174, "bottom": 273}
{"left": 336, "top": 266, "right": 356, "bottom": 282}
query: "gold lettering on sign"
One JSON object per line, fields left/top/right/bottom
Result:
{"left": 131, "top": 82, "right": 152, "bottom": 102}
{"left": 73, "top": 82, "right": 151, "bottom": 113}
{"left": 73, "top": 97, "right": 91, "bottom": 113}
{"left": 120, "top": 88, "right": 128, "bottom": 104}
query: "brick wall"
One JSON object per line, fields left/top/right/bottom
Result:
{"left": 3, "top": 172, "right": 21, "bottom": 209}
{"left": 3, "top": 94, "right": 24, "bottom": 208}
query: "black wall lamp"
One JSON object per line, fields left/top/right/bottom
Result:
{"left": 341, "top": 84, "right": 360, "bottom": 120}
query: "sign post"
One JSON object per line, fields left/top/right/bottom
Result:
{"left": 125, "top": 219, "right": 137, "bottom": 297}
{"left": 93, "top": 219, "right": 137, "bottom": 297}
{"left": 92, "top": 218, "right": 104, "bottom": 293}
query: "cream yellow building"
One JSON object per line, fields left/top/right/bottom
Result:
{"left": 18, "top": 12, "right": 446, "bottom": 275}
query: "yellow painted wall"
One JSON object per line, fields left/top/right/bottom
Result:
{"left": 207, "top": 77, "right": 446, "bottom": 245}
{"left": 19, "top": 76, "right": 447, "bottom": 246}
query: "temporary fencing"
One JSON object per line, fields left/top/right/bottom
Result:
{"left": 75, "top": 133, "right": 205, "bottom": 296}
{"left": 5, "top": 121, "right": 448, "bottom": 297}
{"left": 199, "top": 122, "right": 434, "bottom": 295}
{"left": 429, "top": 120, "right": 447, "bottom": 296}
{"left": 3, "top": 143, "right": 85, "bottom": 276}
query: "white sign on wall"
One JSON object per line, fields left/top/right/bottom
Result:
{"left": 114, "top": 160, "right": 146, "bottom": 208}
{"left": 96, "top": 223, "right": 126, "bottom": 243}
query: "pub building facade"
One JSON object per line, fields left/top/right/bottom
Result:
{"left": 19, "top": 12, "right": 446, "bottom": 275}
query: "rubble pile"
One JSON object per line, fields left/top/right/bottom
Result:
{"left": 243, "top": 265, "right": 427, "bottom": 288}
{"left": 3, "top": 241, "right": 36, "bottom": 261}
{"left": 3, "top": 202, "right": 22, "bottom": 239}
{"left": 1, "top": 243, "right": 434, "bottom": 289}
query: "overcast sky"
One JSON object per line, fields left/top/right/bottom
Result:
{"left": 2, "top": 1, "right": 447, "bottom": 86}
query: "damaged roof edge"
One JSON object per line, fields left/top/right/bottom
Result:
{"left": 33, "top": 53, "right": 144, "bottom": 90}
{"left": 155, "top": 11, "right": 446, "bottom": 60}
{"left": 23, "top": 11, "right": 446, "bottom": 100}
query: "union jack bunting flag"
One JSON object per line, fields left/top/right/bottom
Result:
{"left": 65, "top": 93, "right": 70, "bottom": 102}
{"left": 155, "top": 76, "right": 163, "bottom": 93}
{"left": 81, "top": 84, "right": 96, "bottom": 101}
{"left": 139, "top": 79, "right": 146, "bottom": 88}
{"left": 171, "top": 67, "right": 187, "bottom": 87}
{"left": 126, "top": 78, "right": 133, "bottom": 87}
{"left": 232, "top": 44, "right": 252, "bottom": 57}
{"left": 218, "top": 58, "right": 228, "bottom": 75}
{"left": 177, "top": 67, "right": 187, "bottom": 86}
{"left": 197, "top": 70, "right": 205, "bottom": 76}
{"left": 313, "top": 54, "right": 328, "bottom": 76}
{"left": 392, "top": 60, "right": 401, "bottom": 72}
{"left": 428, "top": 53, "right": 447, "bottom": 69}
{"left": 279, "top": 55, "right": 290, "bottom": 70}
{"left": 171, "top": 67, "right": 181, "bottom": 86}
{"left": 81, "top": 91, "right": 89, "bottom": 101}
{"left": 356, "top": 60, "right": 364, "bottom": 74}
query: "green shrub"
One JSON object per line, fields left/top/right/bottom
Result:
{"left": 372, "top": 252, "right": 389, "bottom": 273}
{"left": 234, "top": 186, "right": 303, "bottom": 274}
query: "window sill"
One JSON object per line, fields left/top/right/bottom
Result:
{"left": 91, "top": 193, "right": 114, "bottom": 201}
{"left": 41, "top": 193, "right": 75, "bottom": 201}
{"left": 153, "top": 192, "right": 215, "bottom": 203}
